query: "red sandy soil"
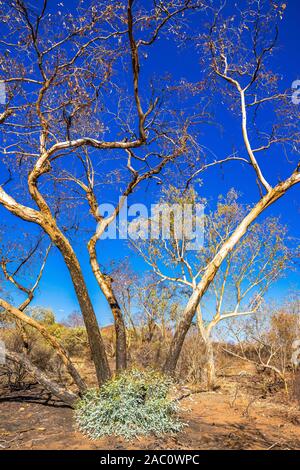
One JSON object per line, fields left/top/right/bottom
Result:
{"left": 1, "top": 372, "right": 300, "bottom": 450}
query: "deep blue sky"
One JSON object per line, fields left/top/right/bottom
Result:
{"left": 0, "top": 0, "right": 299, "bottom": 324}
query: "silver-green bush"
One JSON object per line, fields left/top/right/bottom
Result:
{"left": 75, "top": 369, "right": 184, "bottom": 440}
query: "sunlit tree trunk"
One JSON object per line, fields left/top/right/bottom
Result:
{"left": 88, "top": 240, "right": 127, "bottom": 372}
{"left": 0, "top": 187, "right": 112, "bottom": 386}
{"left": 203, "top": 338, "right": 216, "bottom": 390}
{"left": 163, "top": 175, "right": 300, "bottom": 375}
{"left": 49, "top": 227, "right": 112, "bottom": 384}
{"left": 196, "top": 306, "right": 216, "bottom": 390}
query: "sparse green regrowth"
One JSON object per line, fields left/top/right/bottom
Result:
{"left": 75, "top": 369, "right": 184, "bottom": 440}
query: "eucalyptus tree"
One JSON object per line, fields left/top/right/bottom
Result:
{"left": 0, "top": 0, "right": 299, "bottom": 390}
{"left": 162, "top": 1, "right": 300, "bottom": 374}
{"left": 0, "top": 234, "right": 87, "bottom": 395}
{"left": 0, "top": 0, "right": 204, "bottom": 384}
{"left": 133, "top": 187, "right": 293, "bottom": 387}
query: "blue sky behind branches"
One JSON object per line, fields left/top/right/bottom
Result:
{"left": 0, "top": 0, "right": 299, "bottom": 325}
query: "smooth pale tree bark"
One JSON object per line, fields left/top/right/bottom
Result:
{"left": 197, "top": 308, "right": 262, "bottom": 390}
{"left": 86, "top": 189, "right": 128, "bottom": 372}
{"left": 3, "top": 151, "right": 111, "bottom": 386}
{"left": 87, "top": 247, "right": 127, "bottom": 372}
{"left": 196, "top": 307, "right": 217, "bottom": 390}
{"left": 163, "top": 172, "right": 300, "bottom": 375}
{"left": 203, "top": 339, "right": 216, "bottom": 390}
{"left": 0, "top": 185, "right": 111, "bottom": 385}
{"left": 80, "top": 0, "right": 185, "bottom": 370}
{"left": 0, "top": 298, "right": 87, "bottom": 394}
{"left": 83, "top": 142, "right": 182, "bottom": 371}
{"left": 4, "top": 350, "right": 78, "bottom": 407}
{"left": 0, "top": 0, "right": 159, "bottom": 382}
{"left": 36, "top": 217, "right": 112, "bottom": 385}
{"left": 0, "top": 0, "right": 196, "bottom": 380}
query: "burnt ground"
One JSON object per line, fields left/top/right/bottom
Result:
{"left": 0, "top": 372, "right": 300, "bottom": 450}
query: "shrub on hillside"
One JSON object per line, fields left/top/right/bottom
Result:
{"left": 75, "top": 369, "right": 184, "bottom": 439}
{"left": 47, "top": 324, "right": 88, "bottom": 356}
{"left": 26, "top": 306, "right": 56, "bottom": 326}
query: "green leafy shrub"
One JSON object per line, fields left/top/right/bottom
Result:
{"left": 60, "top": 327, "right": 88, "bottom": 356}
{"left": 47, "top": 324, "right": 88, "bottom": 356}
{"left": 26, "top": 306, "right": 56, "bottom": 325}
{"left": 75, "top": 369, "right": 184, "bottom": 439}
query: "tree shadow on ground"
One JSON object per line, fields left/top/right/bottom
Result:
{"left": 0, "top": 384, "right": 71, "bottom": 408}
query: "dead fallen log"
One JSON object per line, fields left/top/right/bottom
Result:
{"left": 0, "top": 298, "right": 87, "bottom": 394}
{"left": 4, "top": 350, "right": 78, "bottom": 407}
